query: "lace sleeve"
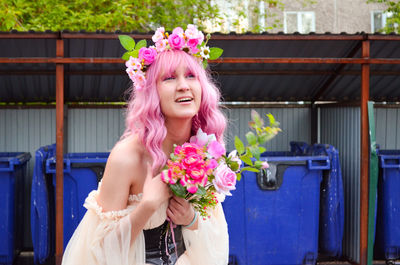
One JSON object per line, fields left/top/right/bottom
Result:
{"left": 61, "top": 190, "right": 146, "bottom": 265}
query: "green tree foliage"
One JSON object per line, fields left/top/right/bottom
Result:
{"left": 368, "top": 0, "right": 400, "bottom": 33}
{"left": 0, "top": 0, "right": 316, "bottom": 33}
{"left": 0, "top": 0, "right": 221, "bottom": 32}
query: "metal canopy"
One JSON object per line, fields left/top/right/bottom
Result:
{"left": 1, "top": 32, "right": 400, "bottom": 103}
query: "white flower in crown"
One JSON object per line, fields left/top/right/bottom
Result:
{"left": 155, "top": 39, "right": 168, "bottom": 53}
{"left": 125, "top": 57, "right": 142, "bottom": 71}
{"left": 185, "top": 24, "right": 203, "bottom": 42}
{"left": 152, "top": 27, "right": 165, "bottom": 43}
{"left": 200, "top": 46, "right": 210, "bottom": 59}
{"left": 133, "top": 71, "right": 146, "bottom": 91}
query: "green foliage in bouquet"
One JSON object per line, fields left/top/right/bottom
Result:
{"left": 234, "top": 110, "right": 281, "bottom": 180}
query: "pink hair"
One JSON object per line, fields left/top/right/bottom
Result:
{"left": 121, "top": 50, "right": 227, "bottom": 171}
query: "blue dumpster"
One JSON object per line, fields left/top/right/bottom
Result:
{"left": 224, "top": 150, "right": 330, "bottom": 265}
{"left": 374, "top": 149, "right": 400, "bottom": 261}
{"left": 31, "top": 144, "right": 55, "bottom": 265}
{"left": 311, "top": 144, "right": 344, "bottom": 258}
{"left": 46, "top": 152, "right": 109, "bottom": 249}
{"left": 31, "top": 148, "right": 109, "bottom": 264}
{"left": 0, "top": 152, "right": 31, "bottom": 265}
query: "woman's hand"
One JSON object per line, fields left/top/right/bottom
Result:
{"left": 167, "top": 196, "right": 195, "bottom": 226}
{"left": 141, "top": 163, "right": 171, "bottom": 210}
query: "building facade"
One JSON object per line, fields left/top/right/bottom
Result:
{"left": 209, "top": 0, "right": 390, "bottom": 34}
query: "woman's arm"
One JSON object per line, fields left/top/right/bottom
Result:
{"left": 97, "top": 139, "right": 171, "bottom": 242}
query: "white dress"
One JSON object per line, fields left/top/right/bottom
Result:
{"left": 61, "top": 187, "right": 229, "bottom": 265}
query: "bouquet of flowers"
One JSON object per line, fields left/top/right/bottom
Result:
{"left": 161, "top": 110, "right": 281, "bottom": 219}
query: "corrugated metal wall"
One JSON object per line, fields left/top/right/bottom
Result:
{"left": 374, "top": 107, "right": 400, "bottom": 149}
{"left": 224, "top": 107, "right": 311, "bottom": 152}
{"left": 320, "top": 107, "right": 360, "bottom": 263}
{"left": 0, "top": 109, "right": 56, "bottom": 248}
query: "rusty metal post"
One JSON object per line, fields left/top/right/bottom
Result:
{"left": 360, "top": 39, "right": 370, "bottom": 265}
{"left": 55, "top": 38, "right": 64, "bottom": 265}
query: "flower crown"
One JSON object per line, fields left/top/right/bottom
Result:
{"left": 119, "top": 24, "right": 223, "bottom": 91}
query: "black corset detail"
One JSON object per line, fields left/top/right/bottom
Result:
{"left": 143, "top": 221, "right": 186, "bottom": 265}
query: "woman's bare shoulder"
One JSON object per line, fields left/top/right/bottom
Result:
{"left": 97, "top": 134, "right": 148, "bottom": 211}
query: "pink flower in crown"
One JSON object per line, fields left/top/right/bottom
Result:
{"left": 125, "top": 56, "right": 142, "bottom": 70}
{"left": 138, "top": 47, "right": 157, "bottom": 65}
{"left": 168, "top": 33, "right": 185, "bottom": 50}
{"left": 133, "top": 72, "right": 146, "bottom": 91}
{"left": 207, "top": 140, "right": 226, "bottom": 159}
{"left": 213, "top": 163, "right": 236, "bottom": 196}
{"left": 152, "top": 27, "right": 165, "bottom": 43}
{"left": 185, "top": 24, "right": 204, "bottom": 43}
{"left": 155, "top": 39, "right": 168, "bottom": 53}
{"left": 126, "top": 68, "right": 135, "bottom": 82}
{"left": 172, "top": 27, "right": 184, "bottom": 38}
{"left": 187, "top": 38, "right": 200, "bottom": 54}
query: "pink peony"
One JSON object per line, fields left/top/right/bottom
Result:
{"left": 138, "top": 47, "right": 157, "bottom": 65}
{"left": 168, "top": 33, "right": 185, "bottom": 50}
{"left": 212, "top": 163, "right": 236, "bottom": 196}
{"left": 207, "top": 140, "right": 226, "bottom": 159}
{"left": 187, "top": 38, "right": 200, "bottom": 54}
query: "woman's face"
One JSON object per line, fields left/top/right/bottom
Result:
{"left": 157, "top": 63, "right": 202, "bottom": 121}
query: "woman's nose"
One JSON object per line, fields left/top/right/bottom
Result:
{"left": 177, "top": 77, "right": 190, "bottom": 91}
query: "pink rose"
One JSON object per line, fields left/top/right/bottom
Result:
{"left": 207, "top": 140, "right": 226, "bottom": 159}
{"left": 138, "top": 47, "right": 157, "bottom": 65}
{"left": 212, "top": 163, "right": 236, "bottom": 196}
{"left": 261, "top": 161, "right": 269, "bottom": 169}
{"left": 187, "top": 38, "right": 200, "bottom": 54}
{"left": 187, "top": 185, "right": 198, "bottom": 194}
{"left": 168, "top": 33, "right": 185, "bottom": 50}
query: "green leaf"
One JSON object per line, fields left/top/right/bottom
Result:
{"left": 240, "top": 153, "right": 253, "bottom": 166}
{"left": 170, "top": 183, "right": 187, "bottom": 198}
{"left": 236, "top": 173, "right": 242, "bottom": 181}
{"left": 208, "top": 47, "right": 223, "bottom": 60}
{"left": 118, "top": 35, "right": 135, "bottom": 51}
{"left": 250, "top": 146, "right": 261, "bottom": 160}
{"left": 259, "top": 147, "right": 267, "bottom": 153}
{"left": 251, "top": 110, "right": 264, "bottom": 127}
{"left": 122, "top": 50, "right": 139, "bottom": 60}
{"left": 202, "top": 59, "right": 208, "bottom": 69}
{"left": 135, "top": 39, "right": 147, "bottom": 50}
{"left": 234, "top": 136, "right": 245, "bottom": 154}
{"left": 228, "top": 161, "right": 239, "bottom": 172}
{"left": 195, "top": 186, "right": 206, "bottom": 197}
{"left": 266, "top": 113, "right": 276, "bottom": 125}
{"left": 245, "top": 131, "right": 257, "bottom": 145}
{"left": 240, "top": 166, "right": 260, "bottom": 173}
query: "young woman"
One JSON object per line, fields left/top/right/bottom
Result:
{"left": 61, "top": 26, "right": 229, "bottom": 265}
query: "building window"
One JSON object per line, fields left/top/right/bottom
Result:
{"left": 371, "top": 11, "right": 393, "bottom": 33}
{"left": 284, "top": 11, "right": 315, "bottom": 33}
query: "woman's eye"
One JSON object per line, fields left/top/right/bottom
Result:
{"left": 163, "top": 76, "right": 175, "bottom": 81}
{"left": 186, "top": 73, "right": 196, "bottom": 78}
